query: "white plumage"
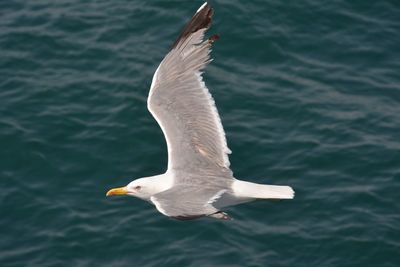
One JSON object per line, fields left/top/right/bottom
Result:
{"left": 106, "top": 2, "right": 294, "bottom": 221}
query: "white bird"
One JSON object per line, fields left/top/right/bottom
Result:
{"left": 106, "top": 2, "right": 294, "bottom": 220}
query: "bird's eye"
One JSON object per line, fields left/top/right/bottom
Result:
{"left": 134, "top": 186, "right": 141, "bottom": 190}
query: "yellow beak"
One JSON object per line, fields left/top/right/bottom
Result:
{"left": 106, "top": 186, "right": 128, "bottom": 197}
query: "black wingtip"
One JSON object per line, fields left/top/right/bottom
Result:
{"left": 208, "top": 34, "right": 219, "bottom": 43}
{"left": 171, "top": 2, "right": 214, "bottom": 49}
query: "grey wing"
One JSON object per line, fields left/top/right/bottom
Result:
{"left": 150, "top": 185, "right": 224, "bottom": 219}
{"left": 147, "top": 3, "right": 232, "bottom": 176}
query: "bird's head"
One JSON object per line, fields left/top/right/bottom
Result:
{"left": 106, "top": 178, "right": 154, "bottom": 201}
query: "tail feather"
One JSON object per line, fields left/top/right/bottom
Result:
{"left": 259, "top": 184, "right": 295, "bottom": 199}
{"left": 233, "top": 180, "right": 295, "bottom": 200}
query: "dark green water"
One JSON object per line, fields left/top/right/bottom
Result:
{"left": 1, "top": 1, "right": 399, "bottom": 266}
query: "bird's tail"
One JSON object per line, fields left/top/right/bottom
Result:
{"left": 233, "top": 180, "right": 295, "bottom": 200}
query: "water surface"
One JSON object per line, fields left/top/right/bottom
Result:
{"left": 1, "top": 1, "right": 399, "bottom": 266}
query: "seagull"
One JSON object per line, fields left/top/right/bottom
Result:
{"left": 106, "top": 2, "right": 294, "bottom": 220}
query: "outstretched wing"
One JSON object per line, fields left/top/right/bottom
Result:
{"left": 150, "top": 185, "right": 222, "bottom": 220}
{"left": 147, "top": 2, "right": 232, "bottom": 175}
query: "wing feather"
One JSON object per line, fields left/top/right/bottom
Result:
{"left": 150, "top": 185, "right": 220, "bottom": 219}
{"left": 147, "top": 3, "right": 232, "bottom": 175}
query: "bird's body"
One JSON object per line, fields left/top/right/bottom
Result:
{"left": 106, "top": 2, "right": 294, "bottom": 220}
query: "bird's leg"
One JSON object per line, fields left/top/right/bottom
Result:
{"left": 208, "top": 211, "right": 232, "bottom": 220}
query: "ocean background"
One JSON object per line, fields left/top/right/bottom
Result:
{"left": 1, "top": 1, "right": 399, "bottom": 266}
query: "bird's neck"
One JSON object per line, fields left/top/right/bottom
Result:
{"left": 143, "top": 172, "right": 173, "bottom": 196}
